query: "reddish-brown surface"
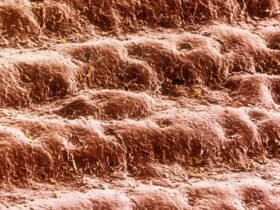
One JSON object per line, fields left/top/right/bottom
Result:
{"left": 0, "top": 0, "right": 280, "bottom": 209}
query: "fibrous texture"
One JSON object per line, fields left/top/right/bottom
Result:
{"left": 0, "top": 0, "right": 280, "bottom": 209}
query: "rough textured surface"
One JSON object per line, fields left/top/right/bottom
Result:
{"left": 0, "top": 0, "right": 280, "bottom": 209}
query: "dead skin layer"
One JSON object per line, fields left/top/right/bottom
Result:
{"left": 0, "top": 0, "right": 280, "bottom": 209}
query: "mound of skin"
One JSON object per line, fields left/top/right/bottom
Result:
{"left": 54, "top": 90, "right": 155, "bottom": 120}
{"left": 0, "top": 0, "right": 280, "bottom": 209}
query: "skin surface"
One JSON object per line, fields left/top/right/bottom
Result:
{"left": 0, "top": 0, "right": 279, "bottom": 209}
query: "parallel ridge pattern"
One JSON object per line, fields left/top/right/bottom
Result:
{"left": 0, "top": 0, "right": 280, "bottom": 209}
